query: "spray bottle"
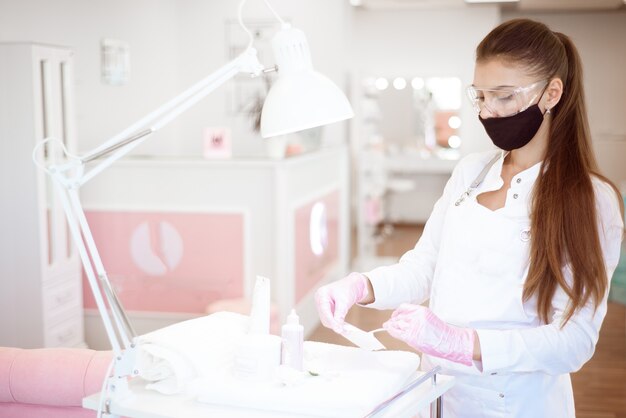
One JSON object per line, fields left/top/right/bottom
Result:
{"left": 281, "top": 309, "right": 304, "bottom": 371}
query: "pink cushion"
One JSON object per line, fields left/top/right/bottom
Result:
{"left": 83, "top": 351, "right": 113, "bottom": 397}
{"left": 0, "top": 347, "right": 112, "bottom": 406}
{"left": 0, "top": 403, "right": 96, "bottom": 418}
{"left": 0, "top": 347, "right": 19, "bottom": 402}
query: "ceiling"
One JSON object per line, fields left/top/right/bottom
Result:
{"left": 355, "top": 0, "right": 626, "bottom": 11}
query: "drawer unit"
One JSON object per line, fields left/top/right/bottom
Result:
{"left": 43, "top": 277, "right": 83, "bottom": 328}
{"left": 45, "top": 312, "right": 84, "bottom": 348}
{"left": 0, "top": 43, "right": 85, "bottom": 348}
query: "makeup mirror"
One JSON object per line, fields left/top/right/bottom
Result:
{"left": 359, "top": 75, "right": 463, "bottom": 152}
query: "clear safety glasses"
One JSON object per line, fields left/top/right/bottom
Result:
{"left": 466, "top": 79, "right": 548, "bottom": 118}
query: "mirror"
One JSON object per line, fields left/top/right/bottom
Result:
{"left": 359, "top": 75, "right": 463, "bottom": 154}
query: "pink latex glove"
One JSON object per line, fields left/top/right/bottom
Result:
{"left": 383, "top": 303, "right": 475, "bottom": 366}
{"left": 315, "top": 272, "right": 370, "bottom": 333}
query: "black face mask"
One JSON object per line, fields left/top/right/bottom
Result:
{"left": 479, "top": 103, "right": 547, "bottom": 151}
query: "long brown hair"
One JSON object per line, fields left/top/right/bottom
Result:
{"left": 476, "top": 19, "right": 624, "bottom": 325}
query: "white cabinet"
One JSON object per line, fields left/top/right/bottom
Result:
{"left": 0, "top": 43, "right": 85, "bottom": 348}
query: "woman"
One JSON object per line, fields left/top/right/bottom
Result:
{"left": 315, "top": 19, "right": 624, "bottom": 418}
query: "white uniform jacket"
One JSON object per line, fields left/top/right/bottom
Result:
{"left": 365, "top": 150, "right": 624, "bottom": 418}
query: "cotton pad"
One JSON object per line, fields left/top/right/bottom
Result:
{"left": 340, "top": 323, "right": 386, "bottom": 351}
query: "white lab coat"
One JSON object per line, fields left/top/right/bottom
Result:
{"left": 365, "top": 150, "right": 624, "bottom": 418}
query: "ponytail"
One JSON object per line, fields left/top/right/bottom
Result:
{"left": 530, "top": 31, "right": 605, "bottom": 325}
{"left": 547, "top": 32, "right": 596, "bottom": 172}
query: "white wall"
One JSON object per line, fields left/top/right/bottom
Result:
{"left": 502, "top": 10, "right": 626, "bottom": 188}
{"left": 175, "top": 0, "right": 352, "bottom": 157}
{"left": 349, "top": 6, "right": 501, "bottom": 156}
{"left": 0, "top": 0, "right": 181, "bottom": 156}
{"left": 0, "top": 0, "right": 351, "bottom": 157}
{"left": 2, "top": 2, "right": 621, "bottom": 173}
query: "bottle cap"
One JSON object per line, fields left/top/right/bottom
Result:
{"left": 287, "top": 308, "right": 300, "bottom": 325}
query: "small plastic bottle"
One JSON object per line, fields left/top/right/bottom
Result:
{"left": 281, "top": 309, "right": 304, "bottom": 371}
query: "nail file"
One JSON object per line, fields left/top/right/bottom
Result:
{"left": 340, "top": 323, "right": 386, "bottom": 351}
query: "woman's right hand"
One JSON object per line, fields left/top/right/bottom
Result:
{"left": 314, "top": 272, "right": 372, "bottom": 333}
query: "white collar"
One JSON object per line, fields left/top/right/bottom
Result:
{"left": 484, "top": 150, "right": 542, "bottom": 189}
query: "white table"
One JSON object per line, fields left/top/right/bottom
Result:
{"left": 83, "top": 368, "right": 454, "bottom": 418}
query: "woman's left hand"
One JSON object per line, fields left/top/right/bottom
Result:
{"left": 383, "top": 304, "right": 476, "bottom": 366}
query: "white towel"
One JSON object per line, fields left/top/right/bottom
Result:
{"left": 195, "top": 341, "right": 421, "bottom": 418}
{"left": 135, "top": 311, "right": 249, "bottom": 394}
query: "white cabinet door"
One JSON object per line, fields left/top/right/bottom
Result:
{"left": 0, "top": 43, "right": 84, "bottom": 348}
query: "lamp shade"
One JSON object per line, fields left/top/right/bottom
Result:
{"left": 260, "top": 26, "right": 354, "bottom": 138}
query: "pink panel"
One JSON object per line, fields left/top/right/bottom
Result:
{"left": 294, "top": 190, "right": 340, "bottom": 303}
{"left": 82, "top": 211, "right": 244, "bottom": 313}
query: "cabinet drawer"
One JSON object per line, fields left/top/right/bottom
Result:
{"left": 43, "top": 278, "right": 81, "bottom": 321}
{"left": 44, "top": 314, "right": 83, "bottom": 347}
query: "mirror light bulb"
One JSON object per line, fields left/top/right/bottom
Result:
{"left": 448, "top": 116, "right": 462, "bottom": 129}
{"left": 393, "top": 77, "right": 407, "bottom": 90}
{"left": 448, "top": 135, "right": 462, "bottom": 149}
{"left": 411, "top": 77, "right": 424, "bottom": 90}
{"left": 375, "top": 77, "right": 389, "bottom": 91}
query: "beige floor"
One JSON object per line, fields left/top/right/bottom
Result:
{"left": 308, "top": 224, "right": 626, "bottom": 418}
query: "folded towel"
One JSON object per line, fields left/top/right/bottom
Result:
{"left": 135, "top": 311, "right": 249, "bottom": 395}
{"left": 196, "top": 341, "right": 421, "bottom": 418}
{"left": 0, "top": 347, "right": 112, "bottom": 406}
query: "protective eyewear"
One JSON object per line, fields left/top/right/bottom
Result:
{"left": 466, "top": 80, "right": 548, "bottom": 118}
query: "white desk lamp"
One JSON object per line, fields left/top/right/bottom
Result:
{"left": 32, "top": 0, "right": 353, "bottom": 401}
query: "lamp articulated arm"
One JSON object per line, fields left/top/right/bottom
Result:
{"left": 44, "top": 47, "right": 264, "bottom": 364}
{"left": 33, "top": 2, "right": 353, "bottom": 411}
{"left": 57, "top": 48, "right": 264, "bottom": 186}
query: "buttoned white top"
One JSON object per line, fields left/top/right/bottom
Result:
{"left": 365, "top": 150, "right": 624, "bottom": 418}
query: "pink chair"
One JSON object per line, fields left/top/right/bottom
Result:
{"left": 0, "top": 347, "right": 112, "bottom": 418}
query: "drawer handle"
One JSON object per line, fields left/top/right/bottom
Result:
{"left": 56, "top": 328, "right": 75, "bottom": 344}
{"left": 55, "top": 291, "right": 74, "bottom": 306}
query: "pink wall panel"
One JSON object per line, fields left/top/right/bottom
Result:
{"left": 82, "top": 210, "right": 244, "bottom": 314}
{"left": 294, "top": 190, "right": 340, "bottom": 303}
